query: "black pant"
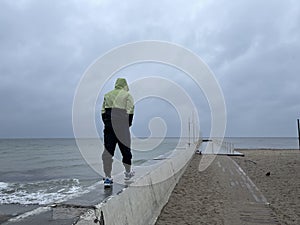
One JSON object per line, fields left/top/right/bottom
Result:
{"left": 102, "top": 123, "right": 132, "bottom": 176}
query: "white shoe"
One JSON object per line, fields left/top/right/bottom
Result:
{"left": 124, "top": 171, "right": 135, "bottom": 180}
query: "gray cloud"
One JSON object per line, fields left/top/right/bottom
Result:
{"left": 0, "top": 0, "right": 299, "bottom": 137}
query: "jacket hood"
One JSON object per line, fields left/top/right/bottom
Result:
{"left": 115, "top": 78, "right": 129, "bottom": 91}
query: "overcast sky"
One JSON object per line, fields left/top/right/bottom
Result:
{"left": 0, "top": 0, "right": 299, "bottom": 138}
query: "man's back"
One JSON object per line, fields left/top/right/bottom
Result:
{"left": 102, "top": 78, "right": 134, "bottom": 125}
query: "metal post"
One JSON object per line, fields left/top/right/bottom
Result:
{"left": 297, "top": 119, "right": 300, "bottom": 150}
{"left": 192, "top": 112, "right": 195, "bottom": 143}
{"left": 188, "top": 117, "right": 190, "bottom": 147}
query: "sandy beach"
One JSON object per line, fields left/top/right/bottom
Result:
{"left": 234, "top": 150, "right": 300, "bottom": 225}
{"left": 156, "top": 150, "right": 300, "bottom": 225}
{"left": 156, "top": 154, "right": 225, "bottom": 225}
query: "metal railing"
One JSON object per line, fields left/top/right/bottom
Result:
{"left": 212, "top": 139, "right": 235, "bottom": 154}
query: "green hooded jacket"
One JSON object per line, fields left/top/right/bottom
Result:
{"left": 101, "top": 78, "right": 134, "bottom": 126}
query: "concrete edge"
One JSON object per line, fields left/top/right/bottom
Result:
{"left": 75, "top": 142, "right": 198, "bottom": 225}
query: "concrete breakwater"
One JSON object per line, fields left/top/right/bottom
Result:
{"left": 76, "top": 141, "right": 200, "bottom": 225}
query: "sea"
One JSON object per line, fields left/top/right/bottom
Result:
{"left": 0, "top": 137, "right": 298, "bottom": 206}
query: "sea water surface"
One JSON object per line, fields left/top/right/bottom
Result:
{"left": 0, "top": 138, "right": 179, "bottom": 206}
{"left": 224, "top": 137, "right": 299, "bottom": 149}
{"left": 0, "top": 137, "right": 298, "bottom": 206}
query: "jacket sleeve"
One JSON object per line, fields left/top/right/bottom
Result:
{"left": 126, "top": 94, "right": 134, "bottom": 126}
{"left": 101, "top": 97, "right": 106, "bottom": 123}
{"left": 126, "top": 94, "right": 134, "bottom": 114}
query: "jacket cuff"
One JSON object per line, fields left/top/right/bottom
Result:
{"left": 101, "top": 113, "right": 106, "bottom": 123}
{"left": 129, "top": 114, "right": 133, "bottom": 127}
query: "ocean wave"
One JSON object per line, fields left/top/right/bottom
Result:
{"left": 0, "top": 181, "right": 9, "bottom": 190}
{"left": 0, "top": 178, "right": 84, "bottom": 205}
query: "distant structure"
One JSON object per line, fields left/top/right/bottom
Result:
{"left": 297, "top": 119, "right": 300, "bottom": 150}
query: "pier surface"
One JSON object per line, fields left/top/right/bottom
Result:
{"left": 156, "top": 154, "right": 280, "bottom": 225}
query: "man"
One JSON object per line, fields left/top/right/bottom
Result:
{"left": 101, "top": 78, "right": 135, "bottom": 188}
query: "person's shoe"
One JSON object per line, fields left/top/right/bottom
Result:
{"left": 124, "top": 171, "right": 135, "bottom": 180}
{"left": 103, "top": 177, "right": 113, "bottom": 188}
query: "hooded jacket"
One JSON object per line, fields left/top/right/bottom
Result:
{"left": 101, "top": 78, "right": 134, "bottom": 126}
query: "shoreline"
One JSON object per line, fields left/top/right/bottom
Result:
{"left": 1, "top": 149, "right": 299, "bottom": 224}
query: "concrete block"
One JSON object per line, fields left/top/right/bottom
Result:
{"left": 76, "top": 143, "right": 198, "bottom": 225}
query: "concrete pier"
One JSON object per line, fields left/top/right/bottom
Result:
{"left": 75, "top": 142, "right": 198, "bottom": 225}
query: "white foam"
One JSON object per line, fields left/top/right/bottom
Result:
{"left": 0, "top": 178, "right": 86, "bottom": 205}
{"left": 0, "top": 181, "right": 9, "bottom": 190}
{"left": 1, "top": 180, "right": 103, "bottom": 224}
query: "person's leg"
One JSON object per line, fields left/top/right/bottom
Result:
{"left": 117, "top": 127, "right": 132, "bottom": 173}
{"left": 102, "top": 126, "right": 117, "bottom": 178}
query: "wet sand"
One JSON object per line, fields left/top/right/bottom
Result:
{"left": 156, "top": 150, "right": 300, "bottom": 225}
